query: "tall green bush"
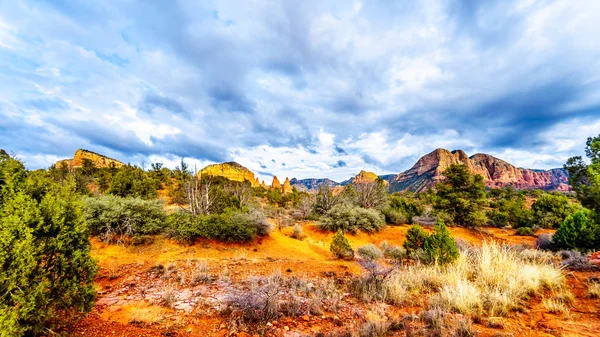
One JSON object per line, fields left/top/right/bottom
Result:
{"left": 0, "top": 152, "right": 96, "bottom": 336}
{"left": 552, "top": 209, "right": 600, "bottom": 252}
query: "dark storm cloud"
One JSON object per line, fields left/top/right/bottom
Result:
{"left": 333, "top": 160, "right": 346, "bottom": 168}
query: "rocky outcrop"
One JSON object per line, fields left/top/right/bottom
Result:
{"left": 290, "top": 178, "right": 340, "bottom": 191}
{"left": 56, "top": 149, "right": 124, "bottom": 169}
{"left": 389, "top": 148, "right": 570, "bottom": 192}
{"left": 282, "top": 177, "right": 292, "bottom": 194}
{"left": 261, "top": 180, "right": 268, "bottom": 189}
{"left": 271, "top": 176, "right": 281, "bottom": 190}
{"left": 199, "top": 162, "right": 259, "bottom": 186}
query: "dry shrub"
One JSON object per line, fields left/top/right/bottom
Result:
{"left": 588, "top": 278, "right": 600, "bottom": 298}
{"left": 128, "top": 302, "right": 167, "bottom": 326}
{"left": 542, "top": 298, "right": 569, "bottom": 314}
{"left": 453, "top": 317, "right": 476, "bottom": 337}
{"left": 158, "top": 284, "right": 177, "bottom": 308}
{"left": 191, "top": 260, "right": 212, "bottom": 286}
{"left": 384, "top": 242, "right": 564, "bottom": 316}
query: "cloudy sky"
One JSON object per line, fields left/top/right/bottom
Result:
{"left": 1, "top": 0, "right": 599, "bottom": 182}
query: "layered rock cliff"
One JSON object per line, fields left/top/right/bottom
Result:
{"left": 199, "top": 162, "right": 259, "bottom": 186}
{"left": 389, "top": 148, "right": 570, "bottom": 192}
{"left": 56, "top": 149, "right": 124, "bottom": 169}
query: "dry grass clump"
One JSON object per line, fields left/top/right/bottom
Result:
{"left": 587, "top": 278, "right": 600, "bottom": 298}
{"left": 384, "top": 242, "right": 565, "bottom": 316}
{"left": 128, "top": 302, "right": 167, "bottom": 326}
{"left": 542, "top": 297, "right": 570, "bottom": 314}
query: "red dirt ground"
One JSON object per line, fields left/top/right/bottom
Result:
{"left": 65, "top": 224, "right": 599, "bottom": 337}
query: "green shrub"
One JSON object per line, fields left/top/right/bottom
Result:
{"left": 330, "top": 231, "right": 354, "bottom": 260}
{"left": 423, "top": 220, "right": 459, "bottom": 265}
{"left": 383, "top": 208, "right": 407, "bottom": 225}
{"left": 109, "top": 165, "right": 159, "bottom": 199}
{"left": 553, "top": 209, "right": 600, "bottom": 252}
{"left": 318, "top": 203, "right": 385, "bottom": 233}
{"left": 531, "top": 193, "right": 578, "bottom": 229}
{"left": 0, "top": 154, "right": 96, "bottom": 336}
{"left": 167, "top": 210, "right": 271, "bottom": 244}
{"left": 357, "top": 244, "right": 383, "bottom": 261}
{"left": 515, "top": 227, "right": 536, "bottom": 236}
{"left": 403, "top": 224, "right": 429, "bottom": 254}
{"left": 83, "top": 195, "right": 166, "bottom": 243}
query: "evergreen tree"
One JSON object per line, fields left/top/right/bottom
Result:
{"left": 330, "top": 230, "right": 354, "bottom": 260}
{"left": 0, "top": 153, "right": 97, "bottom": 336}
{"left": 553, "top": 209, "right": 600, "bottom": 252}
{"left": 434, "top": 164, "right": 487, "bottom": 226}
{"left": 565, "top": 134, "right": 600, "bottom": 215}
{"left": 423, "top": 220, "right": 459, "bottom": 264}
{"left": 403, "top": 224, "right": 429, "bottom": 254}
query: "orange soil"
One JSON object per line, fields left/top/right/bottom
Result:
{"left": 66, "top": 224, "right": 599, "bottom": 337}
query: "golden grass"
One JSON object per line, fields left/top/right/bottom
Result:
{"left": 127, "top": 302, "right": 168, "bottom": 326}
{"left": 588, "top": 282, "right": 600, "bottom": 298}
{"left": 384, "top": 241, "right": 565, "bottom": 316}
{"left": 542, "top": 297, "right": 570, "bottom": 314}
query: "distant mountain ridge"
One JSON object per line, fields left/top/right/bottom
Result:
{"left": 389, "top": 148, "right": 569, "bottom": 192}
{"left": 55, "top": 148, "right": 570, "bottom": 193}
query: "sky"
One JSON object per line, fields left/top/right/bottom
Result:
{"left": 1, "top": 0, "right": 599, "bottom": 182}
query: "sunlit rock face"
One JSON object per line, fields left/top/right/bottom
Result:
{"left": 56, "top": 149, "right": 124, "bottom": 169}
{"left": 390, "top": 148, "right": 570, "bottom": 192}
{"left": 271, "top": 176, "right": 281, "bottom": 190}
{"left": 199, "top": 162, "right": 259, "bottom": 186}
{"left": 282, "top": 177, "right": 292, "bottom": 194}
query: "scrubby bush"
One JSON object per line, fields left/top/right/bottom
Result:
{"left": 330, "top": 231, "right": 354, "bottom": 260}
{"left": 553, "top": 209, "right": 600, "bottom": 252}
{"left": 379, "top": 241, "right": 406, "bottom": 263}
{"left": 84, "top": 195, "right": 166, "bottom": 243}
{"left": 109, "top": 165, "right": 159, "bottom": 199}
{"left": 423, "top": 220, "right": 459, "bottom": 265}
{"left": 403, "top": 224, "right": 429, "bottom": 255}
{"left": 531, "top": 193, "right": 578, "bottom": 228}
{"left": 0, "top": 152, "right": 97, "bottom": 336}
{"left": 357, "top": 244, "right": 384, "bottom": 261}
{"left": 318, "top": 203, "right": 385, "bottom": 233}
{"left": 383, "top": 208, "right": 408, "bottom": 225}
{"left": 168, "top": 210, "right": 271, "bottom": 244}
{"left": 290, "top": 224, "right": 306, "bottom": 240}
{"left": 515, "top": 227, "right": 536, "bottom": 236}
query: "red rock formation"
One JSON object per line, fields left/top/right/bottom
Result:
{"left": 390, "top": 148, "right": 569, "bottom": 192}
{"left": 271, "top": 176, "right": 281, "bottom": 190}
{"left": 282, "top": 177, "right": 292, "bottom": 194}
{"left": 199, "top": 162, "right": 259, "bottom": 187}
{"left": 56, "top": 149, "right": 124, "bottom": 169}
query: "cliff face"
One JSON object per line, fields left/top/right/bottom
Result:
{"left": 199, "top": 162, "right": 259, "bottom": 186}
{"left": 390, "top": 148, "right": 569, "bottom": 192}
{"left": 56, "top": 149, "right": 124, "bottom": 169}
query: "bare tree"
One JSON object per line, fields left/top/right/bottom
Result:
{"left": 227, "top": 180, "right": 253, "bottom": 209}
{"left": 185, "top": 170, "right": 216, "bottom": 215}
{"left": 354, "top": 180, "right": 388, "bottom": 209}
{"left": 315, "top": 184, "right": 340, "bottom": 214}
